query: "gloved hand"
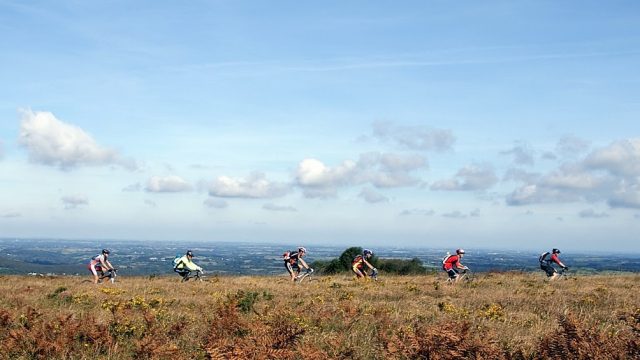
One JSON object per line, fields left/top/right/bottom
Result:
{"left": 308, "top": 268, "right": 314, "bottom": 273}
{"left": 563, "top": 266, "right": 568, "bottom": 271}
{"left": 372, "top": 268, "right": 377, "bottom": 272}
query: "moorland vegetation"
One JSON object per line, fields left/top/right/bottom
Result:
{"left": 0, "top": 271, "right": 638, "bottom": 359}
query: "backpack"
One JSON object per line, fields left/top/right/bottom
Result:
{"left": 352, "top": 255, "right": 363, "bottom": 265}
{"left": 442, "top": 252, "right": 452, "bottom": 270}
{"left": 539, "top": 252, "right": 550, "bottom": 263}
{"left": 172, "top": 254, "right": 182, "bottom": 269}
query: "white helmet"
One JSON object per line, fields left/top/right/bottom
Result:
{"left": 456, "top": 248, "right": 465, "bottom": 255}
{"left": 298, "top": 247, "right": 307, "bottom": 254}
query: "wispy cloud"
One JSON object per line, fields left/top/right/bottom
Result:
{"left": 431, "top": 164, "right": 498, "bottom": 191}
{"left": 263, "top": 203, "right": 297, "bottom": 212}
{"left": 372, "top": 121, "right": 455, "bottom": 152}
{"left": 61, "top": 195, "right": 88, "bottom": 209}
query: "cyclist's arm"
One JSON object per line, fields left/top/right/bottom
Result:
{"left": 104, "top": 260, "right": 114, "bottom": 270}
{"left": 363, "top": 259, "right": 376, "bottom": 270}
{"left": 298, "top": 258, "right": 309, "bottom": 270}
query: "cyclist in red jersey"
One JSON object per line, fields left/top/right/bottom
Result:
{"left": 539, "top": 248, "right": 568, "bottom": 280}
{"left": 442, "top": 249, "right": 468, "bottom": 283}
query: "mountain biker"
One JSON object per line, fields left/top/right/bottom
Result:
{"left": 88, "top": 249, "right": 115, "bottom": 284}
{"left": 174, "top": 250, "right": 203, "bottom": 281}
{"left": 283, "top": 247, "right": 312, "bottom": 282}
{"left": 539, "top": 248, "right": 568, "bottom": 280}
{"left": 442, "top": 249, "right": 468, "bottom": 283}
{"left": 352, "top": 249, "right": 377, "bottom": 279}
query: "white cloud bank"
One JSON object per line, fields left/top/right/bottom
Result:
{"left": 18, "top": 109, "right": 136, "bottom": 170}
{"left": 506, "top": 139, "right": 640, "bottom": 209}
{"left": 295, "top": 152, "right": 427, "bottom": 198}
{"left": 146, "top": 176, "right": 192, "bottom": 193}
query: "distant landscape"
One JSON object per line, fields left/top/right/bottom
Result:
{"left": 1, "top": 238, "right": 639, "bottom": 277}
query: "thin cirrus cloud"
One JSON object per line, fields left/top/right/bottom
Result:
{"left": 208, "top": 172, "right": 290, "bottom": 199}
{"left": 399, "top": 208, "right": 435, "bottom": 216}
{"left": 145, "top": 176, "right": 193, "bottom": 193}
{"left": 578, "top": 209, "right": 609, "bottom": 218}
{"left": 295, "top": 152, "right": 427, "bottom": 198}
{"left": 61, "top": 195, "right": 88, "bottom": 209}
{"left": 372, "top": 121, "right": 455, "bottom": 152}
{"left": 431, "top": 164, "right": 498, "bottom": 191}
{"left": 506, "top": 139, "right": 640, "bottom": 209}
{"left": 203, "top": 198, "right": 229, "bottom": 209}
{"left": 1, "top": 211, "right": 21, "bottom": 218}
{"left": 18, "top": 109, "right": 137, "bottom": 170}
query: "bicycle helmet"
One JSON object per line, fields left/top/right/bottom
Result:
{"left": 298, "top": 247, "right": 307, "bottom": 254}
{"left": 186, "top": 250, "right": 194, "bottom": 257}
{"left": 363, "top": 249, "right": 373, "bottom": 257}
{"left": 102, "top": 249, "right": 110, "bottom": 255}
{"left": 456, "top": 248, "right": 465, "bottom": 255}
{"left": 552, "top": 248, "right": 561, "bottom": 254}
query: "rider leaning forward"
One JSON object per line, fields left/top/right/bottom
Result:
{"left": 283, "top": 247, "right": 312, "bottom": 282}
{"left": 442, "top": 248, "right": 468, "bottom": 284}
{"left": 88, "top": 249, "right": 115, "bottom": 284}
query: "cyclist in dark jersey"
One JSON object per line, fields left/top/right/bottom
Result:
{"left": 283, "top": 247, "right": 312, "bottom": 282}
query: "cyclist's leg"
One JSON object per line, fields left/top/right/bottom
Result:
{"left": 89, "top": 264, "right": 99, "bottom": 284}
{"left": 352, "top": 264, "right": 365, "bottom": 278}
{"left": 285, "top": 262, "right": 296, "bottom": 281}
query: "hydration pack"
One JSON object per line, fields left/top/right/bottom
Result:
{"left": 172, "top": 254, "right": 182, "bottom": 269}
{"left": 539, "top": 251, "right": 550, "bottom": 263}
{"left": 352, "top": 255, "right": 363, "bottom": 265}
{"left": 442, "top": 252, "right": 452, "bottom": 270}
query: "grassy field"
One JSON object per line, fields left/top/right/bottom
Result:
{"left": 0, "top": 272, "right": 638, "bottom": 359}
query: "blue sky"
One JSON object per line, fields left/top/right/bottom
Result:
{"left": 1, "top": 1, "right": 639, "bottom": 252}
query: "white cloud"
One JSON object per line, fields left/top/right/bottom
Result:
{"left": 146, "top": 176, "right": 192, "bottom": 193}
{"left": 431, "top": 164, "right": 498, "bottom": 191}
{"left": 358, "top": 188, "right": 389, "bottom": 203}
{"left": 18, "top": 109, "right": 135, "bottom": 170}
{"left": 372, "top": 121, "right": 455, "bottom": 151}
{"left": 203, "top": 198, "right": 228, "bottom": 209}
{"left": 208, "top": 172, "right": 289, "bottom": 198}
{"left": 263, "top": 203, "right": 297, "bottom": 212}
{"left": 578, "top": 209, "right": 609, "bottom": 218}
{"left": 61, "top": 195, "right": 88, "bottom": 209}
{"left": 607, "top": 182, "right": 640, "bottom": 209}
{"left": 296, "top": 158, "right": 358, "bottom": 188}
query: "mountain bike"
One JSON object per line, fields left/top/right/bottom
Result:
{"left": 446, "top": 267, "right": 472, "bottom": 284}
{"left": 555, "top": 267, "right": 571, "bottom": 280}
{"left": 295, "top": 268, "right": 314, "bottom": 283}
{"left": 181, "top": 269, "right": 205, "bottom": 282}
{"left": 98, "top": 268, "right": 117, "bottom": 284}
{"left": 370, "top": 268, "right": 379, "bottom": 281}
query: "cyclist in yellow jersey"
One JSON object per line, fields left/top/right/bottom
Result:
{"left": 352, "top": 249, "right": 376, "bottom": 279}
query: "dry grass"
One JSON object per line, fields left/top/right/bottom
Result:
{"left": 0, "top": 272, "right": 638, "bottom": 359}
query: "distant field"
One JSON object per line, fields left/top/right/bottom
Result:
{"left": 0, "top": 272, "right": 638, "bottom": 359}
